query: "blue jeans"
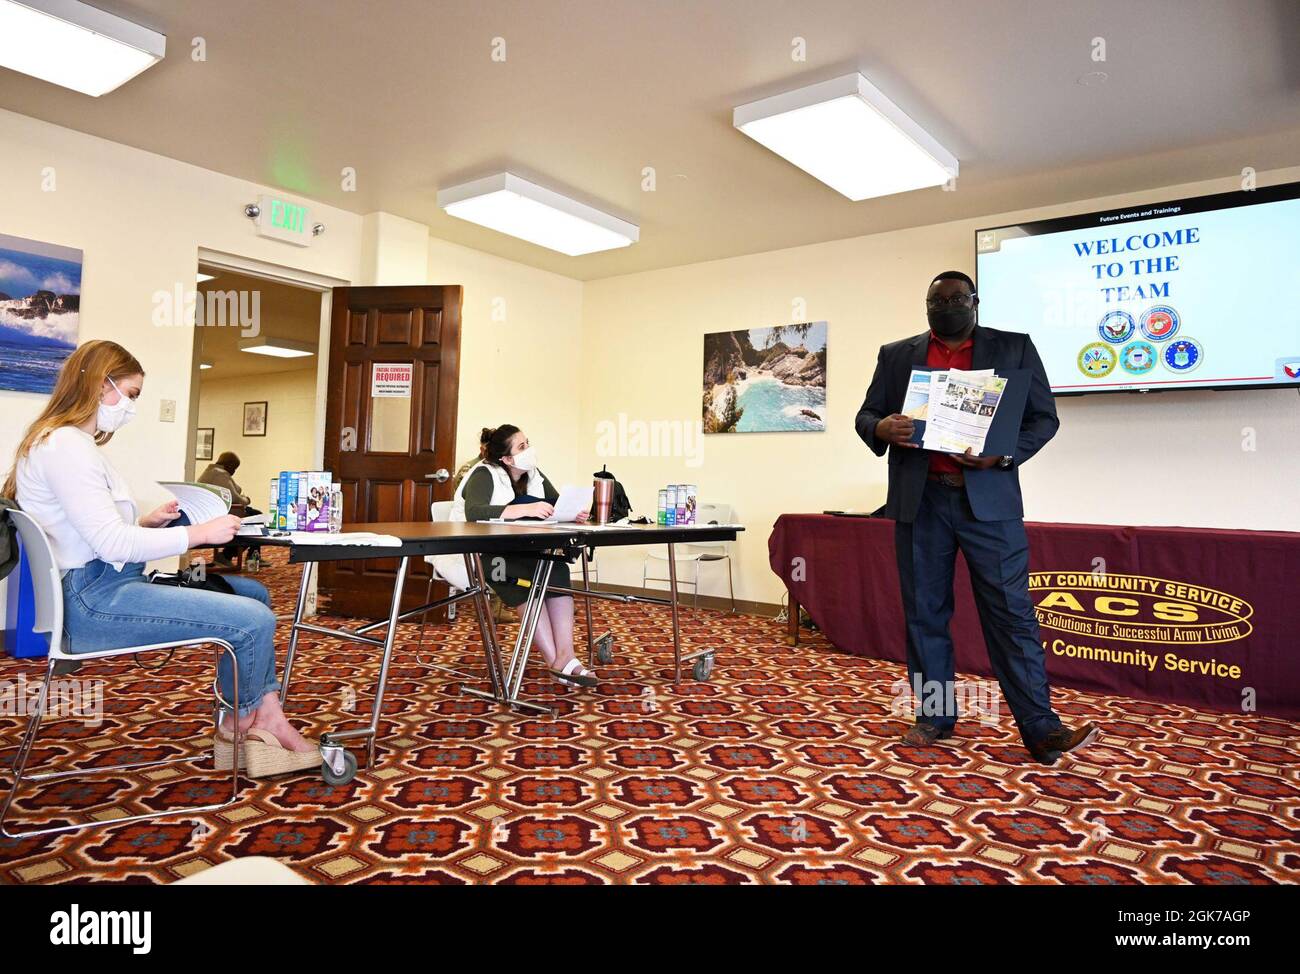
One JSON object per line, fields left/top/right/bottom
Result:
{"left": 61, "top": 560, "right": 280, "bottom": 717}
{"left": 894, "top": 480, "right": 1063, "bottom": 744}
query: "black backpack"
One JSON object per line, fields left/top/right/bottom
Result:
{"left": 609, "top": 480, "right": 633, "bottom": 522}
{"left": 0, "top": 498, "right": 18, "bottom": 583}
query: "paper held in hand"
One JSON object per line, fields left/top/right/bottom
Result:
{"left": 160, "top": 481, "right": 266, "bottom": 534}
{"left": 159, "top": 481, "right": 231, "bottom": 522}
{"left": 904, "top": 368, "right": 1007, "bottom": 455}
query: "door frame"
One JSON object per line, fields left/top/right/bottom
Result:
{"left": 192, "top": 248, "right": 350, "bottom": 475}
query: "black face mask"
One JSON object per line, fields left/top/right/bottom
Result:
{"left": 927, "top": 304, "right": 975, "bottom": 338}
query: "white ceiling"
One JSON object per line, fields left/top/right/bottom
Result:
{"left": 5, "top": 0, "right": 1300, "bottom": 280}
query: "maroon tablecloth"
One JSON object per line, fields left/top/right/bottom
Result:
{"left": 769, "top": 514, "right": 1300, "bottom": 719}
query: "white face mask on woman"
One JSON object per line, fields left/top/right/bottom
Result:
{"left": 96, "top": 377, "right": 137, "bottom": 433}
{"left": 510, "top": 446, "right": 537, "bottom": 472}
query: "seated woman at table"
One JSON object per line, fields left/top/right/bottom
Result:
{"left": 450, "top": 424, "right": 597, "bottom": 688}
{"left": 4, "top": 339, "right": 318, "bottom": 777}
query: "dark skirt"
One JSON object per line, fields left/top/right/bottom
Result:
{"left": 483, "top": 552, "right": 573, "bottom": 608}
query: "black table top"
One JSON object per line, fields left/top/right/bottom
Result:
{"left": 234, "top": 520, "right": 743, "bottom": 563}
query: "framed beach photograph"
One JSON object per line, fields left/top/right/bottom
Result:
{"left": 195, "top": 427, "right": 214, "bottom": 460}
{"left": 703, "top": 321, "right": 827, "bottom": 433}
{"left": 0, "top": 232, "right": 82, "bottom": 395}
{"left": 242, "top": 401, "right": 268, "bottom": 436}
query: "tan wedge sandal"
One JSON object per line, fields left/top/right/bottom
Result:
{"left": 212, "top": 728, "right": 245, "bottom": 771}
{"left": 242, "top": 728, "right": 321, "bottom": 778}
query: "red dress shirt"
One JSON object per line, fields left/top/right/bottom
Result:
{"left": 926, "top": 331, "right": 974, "bottom": 475}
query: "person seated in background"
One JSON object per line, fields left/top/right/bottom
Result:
{"left": 199, "top": 451, "right": 257, "bottom": 566}
{"left": 450, "top": 425, "right": 597, "bottom": 687}
{"left": 5, "top": 340, "right": 318, "bottom": 777}
{"left": 199, "top": 450, "right": 250, "bottom": 509}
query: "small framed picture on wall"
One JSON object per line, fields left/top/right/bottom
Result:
{"left": 243, "top": 401, "right": 268, "bottom": 437}
{"left": 195, "top": 427, "right": 214, "bottom": 460}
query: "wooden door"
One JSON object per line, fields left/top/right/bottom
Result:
{"left": 319, "top": 285, "right": 462, "bottom": 618}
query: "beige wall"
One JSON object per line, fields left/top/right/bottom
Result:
{"left": 427, "top": 236, "right": 587, "bottom": 487}
{"left": 195, "top": 370, "right": 318, "bottom": 510}
{"left": 358, "top": 216, "right": 589, "bottom": 487}
{"left": 0, "top": 107, "right": 363, "bottom": 524}
{"left": 579, "top": 167, "right": 1300, "bottom": 604}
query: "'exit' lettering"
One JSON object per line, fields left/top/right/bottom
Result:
{"left": 270, "top": 200, "right": 306, "bottom": 234}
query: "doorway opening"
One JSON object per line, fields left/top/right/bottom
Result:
{"left": 190, "top": 266, "right": 321, "bottom": 504}
{"left": 186, "top": 252, "right": 344, "bottom": 590}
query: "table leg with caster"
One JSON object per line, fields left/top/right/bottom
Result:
{"left": 505, "top": 557, "right": 555, "bottom": 704}
{"left": 313, "top": 555, "right": 411, "bottom": 780}
{"left": 666, "top": 542, "right": 714, "bottom": 685}
{"left": 320, "top": 736, "right": 357, "bottom": 785}
{"left": 465, "top": 553, "right": 505, "bottom": 698}
{"left": 461, "top": 554, "right": 555, "bottom": 715}
{"left": 279, "top": 560, "right": 315, "bottom": 704}
{"left": 668, "top": 542, "right": 682, "bottom": 686}
{"left": 577, "top": 548, "right": 614, "bottom": 667}
{"left": 580, "top": 547, "right": 596, "bottom": 668}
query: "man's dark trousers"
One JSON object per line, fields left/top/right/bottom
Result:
{"left": 895, "top": 480, "right": 1062, "bottom": 742}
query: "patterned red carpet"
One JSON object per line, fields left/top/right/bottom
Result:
{"left": 2, "top": 548, "right": 1297, "bottom": 885}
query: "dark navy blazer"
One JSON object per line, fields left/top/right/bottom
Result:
{"left": 854, "top": 325, "right": 1060, "bottom": 523}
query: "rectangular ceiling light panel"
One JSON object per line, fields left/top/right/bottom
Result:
{"left": 239, "top": 337, "right": 315, "bottom": 359}
{"left": 0, "top": 0, "right": 166, "bottom": 96}
{"left": 438, "top": 173, "right": 639, "bottom": 256}
{"left": 734, "top": 73, "right": 957, "bottom": 201}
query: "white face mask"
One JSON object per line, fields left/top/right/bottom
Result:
{"left": 96, "top": 377, "right": 137, "bottom": 433}
{"left": 509, "top": 446, "right": 537, "bottom": 472}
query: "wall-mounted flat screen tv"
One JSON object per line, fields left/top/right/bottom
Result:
{"left": 975, "top": 181, "right": 1300, "bottom": 395}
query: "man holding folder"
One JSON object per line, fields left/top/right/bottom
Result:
{"left": 855, "top": 271, "right": 1096, "bottom": 765}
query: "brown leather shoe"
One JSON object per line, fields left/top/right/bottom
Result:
{"left": 901, "top": 723, "right": 952, "bottom": 746}
{"left": 1026, "top": 723, "right": 1098, "bottom": 765}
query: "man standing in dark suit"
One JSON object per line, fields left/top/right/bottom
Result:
{"left": 855, "top": 270, "right": 1096, "bottom": 765}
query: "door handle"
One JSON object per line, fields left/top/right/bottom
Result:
{"left": 425, "top": 469, "right": 451, "bottom": 482}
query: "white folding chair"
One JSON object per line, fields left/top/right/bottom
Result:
{"left": 425, "top": 500, "right": 471, "bottom": 609}
{"left": 411, "top": 501, "right": 487, "bottom": 676}
{"left": 642, "top": 501, "right": 736, "bottom": 612}
{"left": 1, "top": 509, "right": 244, "bottom": 839}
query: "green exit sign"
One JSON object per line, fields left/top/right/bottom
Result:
{"left": 254, "top": 194, "right": 314, "bottom": 246}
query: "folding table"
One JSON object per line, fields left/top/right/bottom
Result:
{"left": 242, "top": 520, "right": 743, "bottom": 783}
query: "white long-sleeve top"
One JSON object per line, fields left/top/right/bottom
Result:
{"left": 15, "top": 426, "right": 190, "bottom": 571}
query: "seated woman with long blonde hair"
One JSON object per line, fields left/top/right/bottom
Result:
{"left": 4, "top": 340, "right": 317, "bottom": 777}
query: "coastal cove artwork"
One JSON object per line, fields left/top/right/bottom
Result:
{"left": 703, "top": 321, "right": 827, "bottom": 433}
{"left": 0, "top": 232, "right": 82, "bottom": 395}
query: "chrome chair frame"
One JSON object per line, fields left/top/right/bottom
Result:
{"left": 1, "top": 509, "right": 243, "bottom": 838}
